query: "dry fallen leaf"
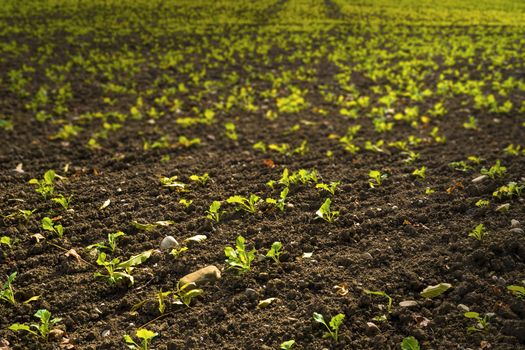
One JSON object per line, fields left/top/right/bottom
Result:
{"left": 333, "top": 284, "right": 349, "bottom": 296}
{"left": 31, "top": 233, "right": 45, "bottom": 242}
{"left": 0, "top": 338, "right": 10, "bottom": 350}
{"left": 65, "top": 249, "right": 83, "bottom": 264}
{"left": 14, "top": 163, "right": 24, "bottom": 173}
{"left": 263, "top": 159, "right": 276, "bottom": 168}
{"left": 480, "top": 340, "right": 491, "bottom": 349}
{"left": 414, "top": 315, "right": 431, "bottom": 328}
{"left": 99, "top": 199, "right": 111, "bottom": 210}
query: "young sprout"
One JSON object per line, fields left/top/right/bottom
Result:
{"left": 94, "top": 250, "right": 153, "bottom": 286}
{"left": 123, "top": 328, "right": 158, "bottom": 350}
{"left": 227, "top": 194, "right": 261, "bottom": 214}
{"left": 28, "top": 170, "right": 56, "bottom": 199}
{"left": 481, "top": 160, "right": 506, "bottom": 179}
{"left": 177, "top": 136, "right": 201, "bottom": 148}
{"left": 412, "top": 166, "right": 426, "bottom": 179}
{"left": 206, "top": 201, "right": 224, "bottom": 223}
{"left": 266, "top": 242, "right": 283, "bottom": 264}
{"left": 401, "top": 336, "right": 420, "bottom": 350}
{"left": 224, "top": 122, "right": 238, "bottom": 141}
{"left": 1, "top": 272, "right": 17, "bottom": 305}
{"left": 369, "top": 170, "right": 387, "bottom": 188}
{"left": 315, "top": 198, "right": 339, "bottom": 223}
{"left": 464, "top": 311, "right": 493, "bottom": 332}
{"left": 189, "top": 173, "right": 209, "bottom": 185}
{"left": 364, "top": 289, "right": 393, "bottom": 322}
{"left": 87, "top": 231, "right": 125, "bottom": 253}
{"left": 469, "top": 223, "right": 488, "bottom": 241}
{"left": 9, "top": 309, "right": 62, "bottom": 341}
{"left": 316, "top": 181, "right": 340, "bottom": 195}
{"left": 507, "top": 285, "right": 525, "bottom": 299}
{"left": 252, "top": 141, "right": 266, "bottom": 153}
{"left": 159, "top": 176, "right": 187, "bottom": 190}
{"left": 504, "top": 144, "right": 522, "bottom": 156}
{"left": 280, "top": 340, "right": 295, "bottom": 349}
{"left": 463, "top": 116, "right": 479, "bottom": 130}
{"left": 475, "top": 199, "right": 490, "bottom": 208}
{"left": 266, "top": 187, "right": 289, "bottom": 211}
{"left": 51, "top": 194, "right": 72, "bottom": 210}
{"left": 178, "top": 199, "right": 193, "bottom": 208}
{"left": 224, "top": 235, "right": 256, "bottom": 273}
{"left": 1, "top": 236, "right": 12, "bottom": 248}
{"left": 493, "top": 181, "right": 523, "bottom": 199}
{"left": 42, "top": 217, "right": 64, "bottom": 238}
{"left": 312, "top": 312, "right": 345, "bottom": 342}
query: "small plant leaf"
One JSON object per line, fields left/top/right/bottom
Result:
{"left": 136, "top": 328, "right": 158, "bottom": 341}
{"left": 257, "top": 297, "right": 278, "bottom": 308}
{"left": 420, "top": 283, "right": 452, "bottom": 298}
{"left": 312, "top": 312, "right": 326, "bottom": 324}
{"left": 401, "top": 336, "right": 420, "bottom": 350}
{"left": 118, "top": 250, "right": 153, "bottom": 269}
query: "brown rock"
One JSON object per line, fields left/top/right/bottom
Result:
{"left": 179, "top": 265, "right": 221, "bottom": 289}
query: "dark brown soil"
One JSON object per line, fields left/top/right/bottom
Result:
{"left": 1, "top": 2, "right": 525, "bottom": 350}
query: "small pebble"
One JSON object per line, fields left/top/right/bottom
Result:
{"left": 245, "top": 288, "right": 258, "bottom": 301}
{"left": 102, "top": 330, "right": 111, "bottom": 337}
{"left": 511, "top": 219, "right": 521, "bottom": 229}
{"left": 179, "top": 265, "right": 221, "bottom": 289}
{"left": 365, "top": 322, "right": 381, "bottom": 336}
{"left": 472, "top": 175, "right": 488, "bottom": 183}
{"left": 160, "top": 236, "right": 178, "bottom": 251}
{"left": 457, "top": 304, "right": 470, "bottom": 312}
{"left": 510, "top": 228, "right": 524, "bottom": 234}
{"left": 399, "top": 300, "right": 418, "bottom": 308}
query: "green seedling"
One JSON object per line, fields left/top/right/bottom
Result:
{"left": 449, "top": 161, "right": 473, "bottom": 172}
{"left": 224, "top": 122, "right": 238, "bottom": 141}
{"left": 189, "top": 173, "right": 209, "bottom": 185}
{"left": 252, "top": 141, "right": 266, "bottom": 152}
{"left": 206, "top": 201, "right": 224, "bottom": 223}
{"left": 227, "top": 194, "right": 260, "bottom": 214}
{"left": 9, "top": 309, "right": 62, "bottom": 341}
{"left": 280, "top": 340, "right": 295, "bottom": 349}
{"left": 312, "top": 312, "right": 344, "bottom": 342}
{"left": 170, "top": 246, "right": 188, "bottom": 258}
{"left": 123, "top": 328, "right": 158, "bottom": 350}
{"left": 3, "top": 209, "right": 36, "bottom": 222}
{"left": 463, "top": 116, "right": 479, "bottom": 130}
{"left": 266, "top": 241, "right": 283, "bottom": 264}
{"left": 225, "top": 235, "right": 256, "bottom": 273}
{"left": 132, "top": 282, "right": 203, "bottom": 315}
{"left": 1, "top": 236, "right": 12, "bottom": 248}
{"left": 316, "top": 182, "right": 340, "bottom": 195}
{"left": 178, "top": 199, "right": 193, "bottom": 208}
{"left": 42, "top": 217, "right": 64, "bottom": 238}
{"left": 481, "top": 160, "right": 506, "bottom": 179}
{"left": 364, "top": 289, "right": 393, "bottom": 322}
{"left": 403, "top": 151, "right": 420, "bottom": 164}
{"left": 1, "top": 272, "right": 16, "bottom": 305}
{"left": 464, "top": 311, "right": 492, "bottom": 332}
{"left": 503, "top": 144, "right": 522, "bottom": 156}
{"left": 315, "top": 198, "right": 339, "bottom": 223}
{"left": 475, "top": 199, "right": 490, "bottom": 208}
{"left": 178, "top": 136, "right": 201, "bottom": 148}
{"left": 266, "top": 187, "right": 289, "bottom": 211}
{"left": 28, "top": 170, "right": 56, "bottom": 199}
{"left": 469, "top": 223, "right": 488, "bottom": 241}
{"left": 87, "top": 231, "right": 125, "bottom": 253}
{"left": 493, "top": 182, "right": 523, "bottom": 199}
{"left": 401, "top": 336, "right": 420, "bottom": 350}
{"left": 160, "top": 176, "right": 187, "bottom": 190}
{"left": 507, "top": 285, "right": 525, "bottom": 299}
{"left": 51, "top": 194, "right": 72, "bottom": 210}
{"left": 412, "top": 166, "right": 426, "bottom": 179}
{"left": 94, "top": 250, "right": 153, "bottom": 286}
{"left": 369, "top": 170, "right": 387, "bottom": 188}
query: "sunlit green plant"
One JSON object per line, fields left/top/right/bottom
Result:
{"left": 266, "top": 241, "right": 283, "bottom": 264}
{"left": 206, "top": 201, "right": 225, "bottom": 223}
{"left": 469, "top": 223, "right": 488, "bottom": 241}
{"left": 225, "top": 235, "right": 256, "bottom": 273}
{"left": 364, "top": 289, "right": 393, "bottom": 322}
{"left": 315, "top": 198, "right": 339, "bottom": 223}
{"left": 312, "top": 312, "right": 345, "bottom": 342}
{"left": 123, "top": 328, "right": 158, "bottom": 350}
{"left": 369, "top": 170, "right": 387, "bottom": 188}
{"left": 42, "top": 217, "right": 64, "bottom": 238}
{"left": 9, "top": 309, "right": 62, "bottom": 341}
{"left": 227, "top": 194, "right": 260, "bottom": 214}
{"left": 29, "top": 170, "right": 56, "bottom": 199}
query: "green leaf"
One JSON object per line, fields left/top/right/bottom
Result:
{"left": 420, "top": 283, "right": 452, "bottom": 298}
{"left": 9, "top": 323, "right": 31, "bottom": 332}
{"left": 131, "top": 221, "right": 158, "bottom": 231}
{"left": 1, "top": 236, "right": 12, "bottom": 247}
{"left": 4, "top": 271, "right": 17, "bottom": 289}
{"left": 136, "top": 328, "right": 158, "bottom": 341}
{"left": 329, "top": 313, "right": 345, "bottom": 331}
{"left": 464, "top": 311, "right": 480, "bottom": 319}
{"left": 117, "top": 250, "right": 153, "bottom": 269}
{"left": 43, "top": 170, "right": 56, "bottom": 184}
{"left": 34, "top": 309, "right": 51, "bottom": 323}
{"left": 23, "top": 295, "right": 41, "bottom": 304}
{"left": 257, "top": 297, "right": 278, "bottom": 308}
{"left": 507, "top": 285, "right": 525, "bottom": 297}
{"left": 280, "top": 339, "right": 295, "bottom": 349}
{"left": 401, "top": 336, "right": 420, "bottom": 350}
{"left": 226, "top": 195, "right": 245, "bottom": 205}
{"left": 41, "top": 217, "right": 54, "bottom": 231}
{"left": 313, "top": 312, "right": 326, "bottom": 325}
